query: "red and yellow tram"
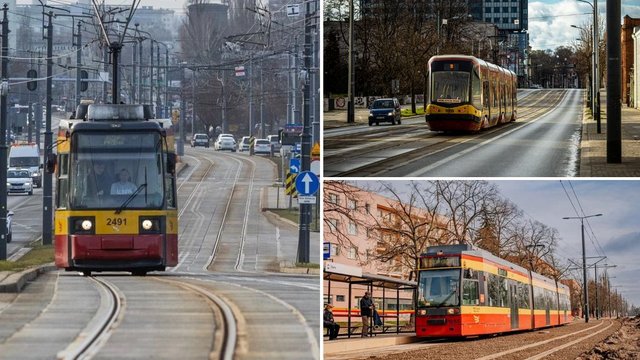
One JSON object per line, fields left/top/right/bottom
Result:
{"left": 425, "top": 55, "right": 517, "bottom": 132}
{"left": 416, "top": 245, "right": 570, "bottom": 337}
{"left": 51, "top": 104, "right": 178, "bottom": 276}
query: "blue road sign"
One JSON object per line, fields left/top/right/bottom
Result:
{"left": 289, "top": 158, "right": 300, "bottom": 174}
{"left": 295, "top": 171, "right": 319, "bottom": 195}
{"left": 323, "top": 242, "right": 331, "bottom": 260}
{"left": 293, "top": 143, "right": 301, "bottom": 153}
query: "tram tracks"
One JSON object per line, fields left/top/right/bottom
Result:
{"left": 326, "top": 90, "right": 570, "bottom": 177}
{"left": 57, "top": 277, "right": 123, "bottom": 360}
{"left": 151, "top": 277, "right": 239, "bottom": 360}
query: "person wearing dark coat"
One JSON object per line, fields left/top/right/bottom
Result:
{"left": 323, "top": 304, "right": 340, "bottom": 340}
{"left": 360, "top": 291, "right": 374, "bottom": 337}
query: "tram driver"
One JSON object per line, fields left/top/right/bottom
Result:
{"left": 111, "top": 168, "right": 138, "bottom": 195}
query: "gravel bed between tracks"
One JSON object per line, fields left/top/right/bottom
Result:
{"left": 350, "top": 319, "right": 623, "bottom": 360}
{"left": 575, "top": 317, "right": 640, "bottom": 360}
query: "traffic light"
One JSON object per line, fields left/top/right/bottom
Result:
{"left": 26, "top": 69, "right": 37, "bottom": 91}
{"left": 80, "top": 70, "right": 88, "bottom": 92}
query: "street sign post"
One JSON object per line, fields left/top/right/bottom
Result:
{"left": 289, "top": 158, "right": 300, "bottom": 174}
{"left": 295, "top": 171, "right": 319, "bottom": 196}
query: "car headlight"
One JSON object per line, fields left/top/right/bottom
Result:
{"left": 24, "top": 183, "right": 30, "bottom": 186}
{"left": 388, "top": 111, "right": 394, "bottom": 116}
{"left": 369, "top": 111, "right": 373, "bottom": 116}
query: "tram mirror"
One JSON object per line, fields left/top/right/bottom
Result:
{"left": 166, "top": 153, "right": 176, "bottom": 174}
{"left": 46, "top": 154, "right": 57, "bottom": 174}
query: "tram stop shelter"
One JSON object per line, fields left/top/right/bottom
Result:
{"left": 324, "top": 262, "right": 417, "bottom": 338}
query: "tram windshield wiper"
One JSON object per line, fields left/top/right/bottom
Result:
{"left": 115, "top": 183, "right": 147, "bottom": 214}
{"left": 434, "top": 290, "right": 457, "bottom": 307}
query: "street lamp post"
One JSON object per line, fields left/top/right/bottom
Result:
{"left": 563, "top": 213, "right": 602, "bottom": 323}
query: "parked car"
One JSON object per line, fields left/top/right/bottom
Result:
{"left": 191, "top": 133, "right": 210, "bottom": 148}
{"left": 267, "top": 134, "right": 281, "bottom": 155}
{"left": 238, "top": 136, "right": 251, "bottom": 152}
{"left": 214, "top": 134, "right": 237, "bottom": 151}
{"left": 7, "top": 169, "right": 33, "bottom": 195}
{"left": 368, "top": 98, "right": 401, "bottom": 126}
{"left": 253, "top": 139, "right": 271, "bottom": 155}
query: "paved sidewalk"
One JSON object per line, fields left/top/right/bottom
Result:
{"left": 580, "top": 90, "right": 640, "bottom": 177}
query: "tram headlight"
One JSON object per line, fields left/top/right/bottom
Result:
{"left": 70, "top": 217, "right": 95, "bottom": 235}
{"left": 81, "top": 220, "right": 93, "bottom": 231}
{"left": 417, "top": 309, "right": 427, "bottom": 316}
{"left": 139, "top": 216, "right": 162, "bottom": 234}
{"left": 447, "top": 308, "right": 460, "bottom": 315}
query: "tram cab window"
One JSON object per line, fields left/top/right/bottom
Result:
{"left": 417, "top": 269, "right": 460, "bottom": 307}
{"left": 431, "top": 71, "right": 470, "bottom": 103}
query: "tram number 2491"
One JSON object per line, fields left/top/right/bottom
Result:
{"left": 106, "top": 218, "right": 127, "bottom": 226}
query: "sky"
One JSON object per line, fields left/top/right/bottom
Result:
{"left": 494, "top": 180, "right": 640, "bottom": 309}
{"left": 352, "top": 179, "right": 640, "bottom": 309}
{"left": 529, "top": 0, "right": 640, "bottom": 50}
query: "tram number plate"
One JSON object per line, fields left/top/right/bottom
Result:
{"left": 445, "top": 108, "right": 454, "bottom": 113}
{"left": 106, "top": 218, "right": 127, "bottom": 226}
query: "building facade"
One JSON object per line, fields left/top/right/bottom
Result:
{"left": 622, "top": 16, "right": 640, "bottom": 106}
{"left": 632, "top": 26, "right": 640, "bottom": 109}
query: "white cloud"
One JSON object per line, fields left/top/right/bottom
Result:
{"left": 529, "top": 0, "right": 640, "bottom": 51}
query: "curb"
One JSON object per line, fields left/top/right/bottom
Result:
{"left": 0, "top": 263, "right": 56, "bottom": 293}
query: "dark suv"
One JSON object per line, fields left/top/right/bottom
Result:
{"left": 191, "top": 133, "right": 210, "bottom": 148}
{"left": 368, "top": 98, "right": 402, "bottom": 126}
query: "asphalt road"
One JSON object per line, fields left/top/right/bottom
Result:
{"left": 324, "top": 89, "right": 582, "bottom": 177}
{"left": 0, "top": 147, "right": 320, "bottom": 359}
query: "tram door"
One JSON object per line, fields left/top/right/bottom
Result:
{"left": 509, "top": 283, "right": 519, "bottom": 329}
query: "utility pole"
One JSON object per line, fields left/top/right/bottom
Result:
{"left": 287, "top": 51, "right": 292, "bottom": 124}
{"left": 294, "top": 42, "right": 300, "bottom": 124}
{"left": 249, "top": 54, "right": 254, "bottom": 135}
{"left": 150, "top": 40, "right": 154, "bottom": 111}
{"left": 347, "top": 0, "right": 354, "bottom": 123}
{"left": 312, "top": 25, "right": 320, "bottom": 146}
{"left": 606, "top": 0, "right": 621, "bottom": 163}
{"left": 132, "top": 26, "right": 137, "bottom": 103}
{"left": 0, "top": 4, "right": 9, "bottom": 260}
{"left": 43, "top": 9, "right": 54, "bottom": 245}
{"left": 586, "top": 256, "right": 606, "bottom": 319}
{"left": 260, "top": 58, "right": 264, "bottom": 138}
{"left": 75, "top": 20, "right": 81, "bottom": 108}
{"left": 563, "top": 213, "right": 603, "bottom": 323}
{"left": 178, "top": 67, "right": 185, "bottom": 156}
{"left": 297, "top": 0, "right": 316, "bottom": 264}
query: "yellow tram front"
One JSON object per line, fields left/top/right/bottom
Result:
{"left": 426, "top": 56, "right": 483, "bottom": 131}
{"left": 53, "top": 104, "right": 178, "bottom": 276}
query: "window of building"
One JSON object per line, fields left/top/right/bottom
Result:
{"left": 503, "top": 6, "right": 508, "bottom": 12}
{"left": 485, "top": 17, "right": 491, "bottom": 22}
{"left": 485, "top": 7, "right": 491, "bottom": 13}
{"left": 348, "top": 221, "right": 357, "bottom": 235}
{"left": 336, "top": 295, "right": 345, "bottom": 302}
{"left": 512, "top": 6, "right": 518, "bottom": 12}
{"left": 348, "top": 247, "right": 357, "bottom": 259}
{"left": 328, "top": 219, "right": 339, "bottom": 231}
{"left": 365, "top": 203, "right": 371, "bottom": 214}
{"left": 328, "top": 193, "right": 339, "bottom": 204}
{"left": 494, "top": 17, "right": 500, "bottom": 23}
{"left": 348, "top": 198, "right": 357, "bottom": 210}
{"left": 503, "top": 18, "right": 509, "bottom": 23}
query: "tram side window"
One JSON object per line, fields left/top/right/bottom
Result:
{"left": 483, "top": 81, "right": 490, "bottom": 108}
{"left": 492, "top": 80, "right": 498, "bottom": 108}
{"left": 533, "top": 286, "right": 545, "bottom": 310}
{"left": 518, "top": 283, "right": 530, "bottom": 309}
{"left": 487, "top": 274, "right": 499, "bottom": 307}
{"left": 472, "top": 70, "right": 482, "bottom": 108}
{"left": 462, "top": 268, "right": 479, "bottom": 305}
{"left": 56, "top": 154, "right": 69, "bottom": 208}
{"left": 165, "top": 175, "right": 176, "bottom": 209}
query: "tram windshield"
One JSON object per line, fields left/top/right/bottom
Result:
{"left": 68, "top": 131, "right": 166, "bottom": 210}
{"left": 417, "top": 269, "right": 460, "bottom": 307}
{"left": 431, "top": 71, "right": 470, "bottom": 104}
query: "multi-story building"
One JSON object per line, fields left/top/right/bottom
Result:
{"left": 323, "top": 183, "right": 449, "bottom": 319}
{"left": 632, "top": 26, "right": 640, "bottom": 109}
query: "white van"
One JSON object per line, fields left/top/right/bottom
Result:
{"left": 8, "top": 144, "right": 42, "bottom": 188}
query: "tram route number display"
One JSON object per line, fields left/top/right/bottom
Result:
{"left": 106, "top": 218, "right": 127, "bottom": 226}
